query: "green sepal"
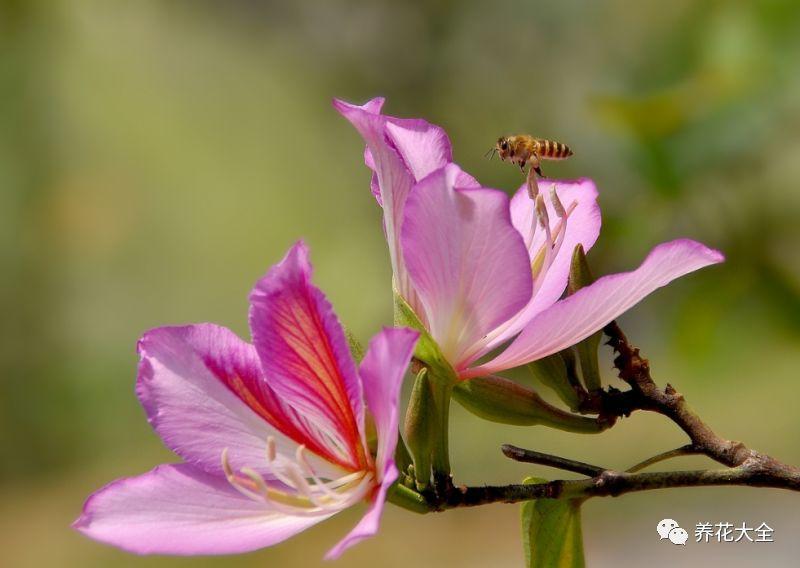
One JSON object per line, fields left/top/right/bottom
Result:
{"left": 452, "top": 376, "right": 606, "bottom": 433}
{"left": 568, "top": 245, "right": 603, "bottom": 392}
{"left": 521, "top": 477, "right": 586, "bottom": 568}
{"left": 404, "top": 368, "right": 436, "bottom": 490}
{"left": 527, "top": 354, "right": 580, "bottom": 412}
{"left": 393, "top": 291, "right": 458, "bottom": 385}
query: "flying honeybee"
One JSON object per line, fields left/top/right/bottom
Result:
{"left": 487, "top": 135, "right": 573, "bottom": 198}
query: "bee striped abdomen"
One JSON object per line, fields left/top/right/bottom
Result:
{"left": 537, "top": 139, "right": 573, "bottom": 160}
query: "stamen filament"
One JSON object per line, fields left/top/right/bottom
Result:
{"left": 221, "top": 440, "right": 375, "bottom": 518}
{"left": 458, "top": 190, "right": 580, "bottom": 366}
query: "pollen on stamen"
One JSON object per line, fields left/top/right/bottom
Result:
{"left": 550, "top": 185, "right": 566, "bottom": 218}
{"left": 535, "top": 194, "right": 551, "bottom": 235}
{"left": 266, "top": 436, "right": 277, "bottom": 462}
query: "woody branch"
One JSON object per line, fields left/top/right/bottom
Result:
{"left": 418, "top": 321, "right": 800, "bottom": 511}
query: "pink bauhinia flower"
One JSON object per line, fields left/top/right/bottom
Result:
{"left": 334, "top": 98, "right": 724, "bottom": 381}
{"left": 74, "top": 242, "right": 418, "bottom": 559}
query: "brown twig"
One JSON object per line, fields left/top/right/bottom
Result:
{"left": 424, "top": 462, "right": 800, "bottom": 510}
{"left": 600, "top": 321, "right": 773, "bottom": 469}
{"left": 501, "top": 445, "right": 606, "bottom": 477}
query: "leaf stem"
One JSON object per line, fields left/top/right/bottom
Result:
{"left": 625, "top": 444, "right": 702, "bottom": 473}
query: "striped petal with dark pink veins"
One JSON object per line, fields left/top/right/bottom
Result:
{"left": 73, "top": 463, "right": 334, "bottom": 555}
{"left": 326, "top": 326, "right": 418, "bottom": 560}
{"left": 464, "top": 239, "right": 724, "bottom": 378}
{"left": 249, "top": 241, "right": 367, "bottom": 472}
{"left": 136, "top": 325, "right": 344, "bottom": 481}
{"left": 400, "top": 164, "right": 533, "bottom": 367}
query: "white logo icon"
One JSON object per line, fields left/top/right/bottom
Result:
{"left": 668, "top": 527, "right": 689, "bottom": 545}
{"left": 657, "top": 518, "right": 680, "bottom": 540}
{"left": 657, "top": 519, "right": 688, "bottom": 545}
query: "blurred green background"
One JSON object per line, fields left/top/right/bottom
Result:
{"left": 2, "top": 0, "right": 799, "bottom": 566}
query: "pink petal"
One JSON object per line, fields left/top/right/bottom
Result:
{"left": 358, "top": 327, "right": 418, "bottom": 475}
{"left": 74, "top": 463, "right": 333, "bottom": 555}
{"left": 333, "top": 98, "right": 457, "bottom": 311}
{"left": 333, "top": 98, "right": 417, "bottom": 303}
{"left": 324, "top": 459, "right": 399, "bottom": 560}
{"left": 466, "top": 239, "right": 725, "bottom": 377}
{"left": 364, "top": 146, "right": 383, "bottom": 205}
{"left": 136, "top": 325, "right": 343, "bottom": 481}
{"left": 322, "top": 327, "right": 417, "bottom": 560}
{"left": 249, "top": 241, "right": 367, "bottom": 472}
{"left": 400, "top": 164, "right": 533, "bottom": 367}
{"left": 359, "top": 97, "right": 386, "bottom": 114}
{"left": 471, "top": 178, "right": 602, "bottom": 359}
{"left": 383, "top": 118, "right": 452, "bottom": 183}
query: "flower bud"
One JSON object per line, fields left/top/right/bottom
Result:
{"left": 452, "top": 375, "right": 606, "bottom": 433}
{"left": 568, "top": 244, "right": 594, "bottom": 294}
{"left": 404, "top": 368, "right": 437, "bottom": 490}
{"left": 568, "top": 245, "right": 603, "bottom": 392}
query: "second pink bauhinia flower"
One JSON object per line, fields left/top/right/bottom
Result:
{"left": 334, "top": 97, "right": 723, "bottom": 380}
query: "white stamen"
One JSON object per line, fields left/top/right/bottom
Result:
{"left": 296, "top": 446, "right": 344, "bottom": 501}
{"left": 221, "top": 439, "right": 375, "bottom": 518}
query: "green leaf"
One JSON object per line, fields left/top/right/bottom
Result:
{"left": 521, "top": 477, "right": 586, "bottom": 568}
{"left": 453, "top": 376, "right": 605, "bottom": 433}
